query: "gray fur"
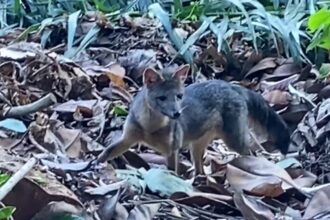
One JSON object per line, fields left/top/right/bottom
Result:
{"left": 96, "top": 65, "right": 290, "bottom": 175}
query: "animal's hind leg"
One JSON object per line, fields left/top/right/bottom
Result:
{"left": 221, "top": 109, "right": 251, "bottom": 155}
{"left": 191, "top": 134, "right": 213, "bottom": 175}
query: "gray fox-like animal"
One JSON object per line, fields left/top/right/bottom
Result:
{"left": 96, "top": 64, "right": 290, "bottom": 175}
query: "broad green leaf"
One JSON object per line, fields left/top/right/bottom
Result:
{"left": 0, "top": 173, "right": 10, "bottom": 186}
{"left": 143, "top": 168, "right": 194, "bottom": 197}
{"left": 0, "top": 118, "right": 27, "bottom": 133}
{"left": 319, "top": 63, "right": 330, "bottom": 79}
{"left": 113, "top": 105, "right": 128, "bottom": 116}
{"left": 0, "top": 206, "right": 15, "bottom": 219}
{"left": 308, "top": 8, "right": 330, "bottom": 32}
{"left": 66, "top": 10, "right": 81, "bottom": 56}
{"left": 116, "top": 168, "right": 147, "bottom": 194}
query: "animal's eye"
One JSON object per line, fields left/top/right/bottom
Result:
{"left": 177, "top": 94, "right": 183, "bottom": 99}
{"left": 157, "top": 96, "right": 167, "bottom": 101}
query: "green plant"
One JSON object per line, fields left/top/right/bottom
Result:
{"left": 307, "top": 7, "right": 330, "bottom": 51}
{"left": 0, "top": 172, "right": 15, "bottom": 220}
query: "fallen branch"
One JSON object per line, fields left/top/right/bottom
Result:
{"left": 0, "top": 157, "right": 37, "bottom": 201}
{"left": 4, "top": 93, "right": 57, "bottom": 118}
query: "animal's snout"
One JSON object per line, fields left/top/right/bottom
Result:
{"left": 172, "top": 111, "right": 181, "bottom": 119}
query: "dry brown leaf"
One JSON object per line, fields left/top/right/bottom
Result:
{"left": 233, "top": 192, "right": 275, "bottom": 220}
{"left": 127, "top": 203, "right": 161, "bottom": 220}
{"left": 226, "top": 163, "right": 284, "bottom": 197}
{"left": 303, "top": 185, "right": 330, "bottom": 219}
{"left": 170, "top": 192, "right": 236, "bottom": 214}
{"left": 107, "top": 63, "right": 126, "bottom": 88}
{"left": 271, "top": 61, "right": 300, "bottom": 78}
{"left": 244, "top": 57, "right": 278, "bottom": 79}
{"left": 228, "top": 156, "right": 306, "bottom": 194}
{"left": 262, "top": 90, "right": 292, "bottom": 106}
{"left": 286, "top": 168, "right": 317, "bottom": 188}
{"left": 0, "top": 154, "right": 82, "bottom": 220}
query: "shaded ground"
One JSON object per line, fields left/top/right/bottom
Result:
{"left": 0, "top": 10, "right": 329, "bottom": 220}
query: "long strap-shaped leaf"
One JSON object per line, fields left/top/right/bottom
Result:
{"left": 149, "top": 3, "right": 194, "bottom": 70}
{"left": 66, "top": 10, "right": 81, "bottom": 56}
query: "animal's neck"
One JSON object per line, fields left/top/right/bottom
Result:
{"left": 137, "top": 89, "right": 171, "bottom": 133}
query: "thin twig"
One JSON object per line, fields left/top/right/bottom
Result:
{"left": 0, "top": 157, "right": 37, "bottom": 200}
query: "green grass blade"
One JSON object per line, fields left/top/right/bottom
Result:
{"left": 10, "top": 23, "right": 41, "bottom": 44}
{"left": 179, "top": 18, "right": 213, "bottom": 56}
{"left": 67, "top": 23, "right": 100, "bottom": 59}
{"left": 202, "top": 15, "right": 229, "bottom": 53}
{"left": 149, "top": 3, "right": 194, "bottom": 66}
{"left": 247, "top": 0, "right": 280, "bottom": 55}
{"left": 224, "top": 0, "right": 258, "bottom": 52}
{"left": 174, "top": 0, "right": 183, "bottom": 14}
{"left": 66, "top": 10, "right": 81, "bottom": 55}
{"left": 40, "top": 28, "right": 53, "bottom": 49}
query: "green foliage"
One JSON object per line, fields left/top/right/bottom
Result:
{"left": 307, "top": 7, "right": 330, "bottom": 51}
{"left": 0, "top": 172, "right": 15, "bottom": 220}
{"left": 113, "top": 105, "right": 129, "bottom": 116}
{"left": 0, "top": 173, "right": 10, "bottom": 187}
{"left": 319, "top": 63, "right": 330, "bottom": 79}
{"left": 0, "top": 206, "right": 15, "bottom": 220}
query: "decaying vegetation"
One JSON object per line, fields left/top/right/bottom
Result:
{"left": 0, "top": 0, "right": 329, "bottom": 219}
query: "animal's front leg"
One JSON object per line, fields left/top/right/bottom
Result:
{"left": 167, "top": 150, "right": 179, "bottom": 174}
{"left": 97, "top": 136, "right": 136, "bottom": 163}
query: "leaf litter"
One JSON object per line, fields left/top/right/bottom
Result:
{"left": 0, "top": 8, "right": 329, "bottom": 220}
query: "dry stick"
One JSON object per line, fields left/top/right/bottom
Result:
{"left": 5, "top": 93, "right": 57, "bottom": 118}
{"left": 0, "top": 157, "right": 37, "bottom": 201}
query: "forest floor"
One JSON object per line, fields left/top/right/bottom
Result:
{"left": 0, "top": 9, "right": 329, "bottom": 220}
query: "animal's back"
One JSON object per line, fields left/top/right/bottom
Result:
{"left": 180, "top": 80, "right": 248, "bottom": 143}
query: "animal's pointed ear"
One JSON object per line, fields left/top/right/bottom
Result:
{"left": 143, "top": 67, "right": 163, "bottom": 87}
{"left": 172, "top": 64, "right": 190, "bottom": 82}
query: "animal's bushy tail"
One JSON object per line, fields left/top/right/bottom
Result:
{"left": 234, "top": 86, "right": 290, "bottom": 155}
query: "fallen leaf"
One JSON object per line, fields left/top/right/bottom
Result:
{"left": 127, "top": 203, "right": 161, "bottom": 220}
{"left": 31, "top": 201, "right": 92, "bottom": 220}
{"left": 170, "top": 192, "right": 237, "bottom": 214}
{"left": 233, "top": 192, "right": 275, "bottom": 220}
{"left": 107, "top": 63, "right": 126, "bottom": 88}
{"left": 97, "top": 190, "right": 121, "bottom": 219}
{"left": 244, "top": 57, "right": 278, "bottom": 79}
{"left": 228, "top": 156, "right": 308, "bottom": 195}
{"left": 143, "top": 168, "right": 195, "bottom": 197}
{"left": 303, "top": 185, "right": 330, "bottom": 219}
{"left": 262, "top": 90, "right": 292, "bottom": 106}
{"left": 226, "top": 163, "right": 285, "bottom": 197}
{"left": 0, "top": 118, "right": 27, "bottom": 133}
{"left": 85, "top": 180, "right": 127, "bottom": 196}
{"left": 0, "top": 155, "right": 82, "bottom": 220}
